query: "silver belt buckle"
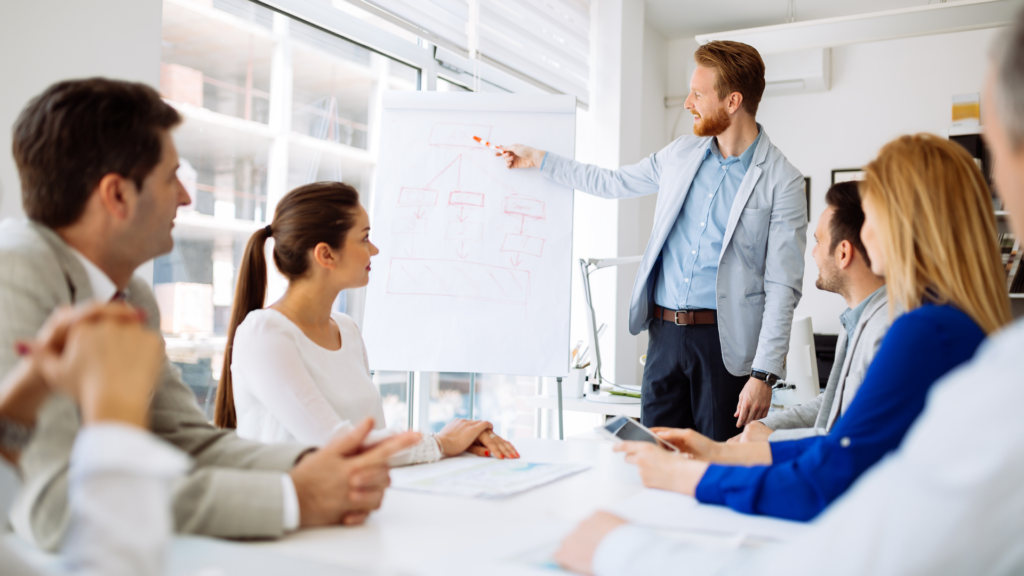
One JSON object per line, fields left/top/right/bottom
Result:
{"left": 674, "top": 310, "right": 687, "bottom": 326}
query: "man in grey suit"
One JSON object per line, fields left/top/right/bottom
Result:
{"left": 738, "top": 181, "right": 888, "bottom": 443}
{"left": 501, "top": 41, "right": 806, "bottom": 440}
{"left": 0, "top": 78, "right": 419, "bottom": 551}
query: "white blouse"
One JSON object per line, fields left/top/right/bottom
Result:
{"left": 231, "top": 309, "right": 440, "bottom": 466}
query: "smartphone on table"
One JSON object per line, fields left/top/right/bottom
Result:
{"left": 596, "top": 416, "right": 679, "bottom": 452}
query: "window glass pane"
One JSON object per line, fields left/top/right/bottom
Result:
{"left": 157, "top": 0, "right": 418, "bottom": 420}
{"left": 437, "top": 77, "right": 471, "bottom": 92}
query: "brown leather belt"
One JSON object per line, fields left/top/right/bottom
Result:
{"left": 653, "top": 305, "right": 717, "bottom": 325}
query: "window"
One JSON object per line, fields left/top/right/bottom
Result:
{"left": 157, "top": 0, "right": 417, "bottom": 419}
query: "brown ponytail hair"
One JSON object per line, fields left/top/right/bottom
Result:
{"left": 214, "top": 182, "right": 361, "bottom": 428}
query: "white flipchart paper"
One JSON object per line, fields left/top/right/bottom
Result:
{"left": 362, "top": 93, "right": 576, "bottom": 376}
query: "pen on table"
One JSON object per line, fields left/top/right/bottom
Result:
{"left": 576, "top": 361, "right": 591, "bottom": 370}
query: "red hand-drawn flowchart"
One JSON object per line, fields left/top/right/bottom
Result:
{"left": 385, "top": 123, "right": 548, "bottom": 305}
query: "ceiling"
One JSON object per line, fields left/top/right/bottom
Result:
{"left": 645, "top": 0, "right": 937, "bottom": 40}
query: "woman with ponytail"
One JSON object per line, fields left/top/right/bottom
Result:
{"left": 215, "top": 182, "right": 518, "bottom": 464}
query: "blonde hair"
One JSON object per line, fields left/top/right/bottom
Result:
{"left": 861, "top": 133, "right": 1010, "bottom": 335}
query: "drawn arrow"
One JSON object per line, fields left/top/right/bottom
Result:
{"left": 457, "top": 206, "right": 469, "bottom": 222}
{"left": 517, "top": 214, "right": 525, "bottom": 234}
{"left": 456, "top": 241, "right": 469, "bottom": 259}
{"left": 510, "top": 253, "right": 524, "bottom": 268}
{"left": 413, "top": 206, "right": 427, "bottom": 219}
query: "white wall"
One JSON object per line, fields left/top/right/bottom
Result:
{"left": 664, "top": 27, "right": 1000, "bottom": 335}
{"left": 570, "top": 0, "right": 668, "bottom": 391}
{"left": 0, "top": 0, "right": 163, "bottom": 221}
{"left": 0, "top": 0, "right": 163, "bottom": 519}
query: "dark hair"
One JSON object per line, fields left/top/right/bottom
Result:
{"left": 825, "top": 181, "right": 871, "bottom": 268}
{"left": 694, "top": 41, "right": 766, "bottom": 116}
{"left": 12, "top": 78, "right": 182, "bottom": 228}
{"left": 215, "top": 182, "right": 361, "bottom": 428}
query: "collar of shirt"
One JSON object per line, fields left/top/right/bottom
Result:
{"left": 69, "top": 247, "right": 119, "bottom": 303}
{"left": 840, "top": 285, "right": 885, "bottom": 341}
{"left": 706, "top": 126, "right": 762, "bottom": 171}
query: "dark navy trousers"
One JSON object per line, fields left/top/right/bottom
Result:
{"left": 641, "top": 317, "right": 749, "bottom": 441}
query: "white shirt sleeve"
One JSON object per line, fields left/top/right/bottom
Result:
{"left": 234, "top": 327, "right": 352, "bottom": 446}
{"left": 592, "top": 322, "right": 1024, "bottom": 576}
{"left": 61, "top": 423, "right": 189, "bottom": 576}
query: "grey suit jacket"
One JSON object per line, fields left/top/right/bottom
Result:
{"left": 761, "top": 287, "right": 892, "bottom": 442}
{"left": 541, "top": 127, "right": 806, "bottom": 376}
{"left": 0, "top": 219, "right": 309, "bottom": 551}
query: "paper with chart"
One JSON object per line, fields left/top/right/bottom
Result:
{"left": 362, "top": 93, "right": 576, "bottom": 376}
{"left": 390, "top": 455, "right": 588, "bottom": 499}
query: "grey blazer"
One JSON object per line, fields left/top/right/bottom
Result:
{"left": 0, "top": 219, "right": 309, "bottom": 551}
{"left": 761, "top": 287, "right": 892, "bottom": 441}
{"left": 541, "top": 127, "right": 806, "bottom": 376}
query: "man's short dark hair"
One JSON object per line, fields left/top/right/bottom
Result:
{"left": 825, "top": 181, "right": 871, "bottom": 268}
{"left": 12, "top": 78, "right": 182, "bottom": 228}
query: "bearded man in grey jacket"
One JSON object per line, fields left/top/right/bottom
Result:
{"left": 738, "top": 181, "right": 889, "bottom": 444}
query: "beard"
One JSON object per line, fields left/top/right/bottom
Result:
{"left": 815, "top": 258, "right": 848, "bottom": 295}
{"left": 692, "top": 105, "right": 731, "bottom": 137}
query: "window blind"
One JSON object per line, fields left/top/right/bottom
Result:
{"left": 348, "top": 0, "right": 590, "bottom": 105}
{"left": 478, "top": 0, "right": 590, "bottom": 105}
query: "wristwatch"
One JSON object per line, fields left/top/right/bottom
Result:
{"left": 750, "top": 369, "right": 779, "bottom": 386}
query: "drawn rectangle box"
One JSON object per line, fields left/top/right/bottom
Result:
{"left": 398, "top": 187, "right": 438, "bottom": 206}
{"left": 387, "top": 258, "right": 530, "bottom": 304}
{"left": 501, "top": 234, "right": 545, "bottom": 257}
{"left": 392, "top": 218, "right": 428, "bottom": 234}
{"left": 449, "top": 191, "right": 485, "bottom": 207}
{"left": 429, "top": 123, "right": 492, "bottom": 149}
{"left": 503, "top": 197, "right": 545, "bottom": 219}
{"left": 446, "top": 222, "right": 484, "bottom": 241}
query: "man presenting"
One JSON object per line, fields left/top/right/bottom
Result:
{"left": 740, "top": 182, "right": 887, "bottom": 443}
{"left": 502, "top": 41, "right": 806, "bottom": 439}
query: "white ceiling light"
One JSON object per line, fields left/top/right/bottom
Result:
{"left": 695, "top": 0, "right": 1024, "bottom": 54}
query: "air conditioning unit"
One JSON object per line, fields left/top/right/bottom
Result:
{"left": 762, "top": 48, "right": 831, "bottom": 96}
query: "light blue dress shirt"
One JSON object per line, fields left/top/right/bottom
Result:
{"left": 839, "top": 286, "right": 884, "bottom": 343}
{"left": 654, "top": 130, "right": 762, "bottom": 311}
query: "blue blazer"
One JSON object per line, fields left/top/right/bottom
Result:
{"left": 541, "top": 127, "right": 806, "bottom": 376}
{"left": 695, "top": 303, "right": 986, "bottom": 520}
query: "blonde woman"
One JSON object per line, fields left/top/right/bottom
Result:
{"left": 616, "top": 133, "right": 1011, "bottom": 521}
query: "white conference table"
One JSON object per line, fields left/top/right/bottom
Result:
{"left": 7, "top": 436, "right": 787, "bottom": 575}
{"left": 242, "top": 436, "right": 644, "bottom": 575}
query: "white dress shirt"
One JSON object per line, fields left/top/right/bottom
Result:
{"left": 594, "top": 318, "right": 1024, "bottom": 576}
{"left": 68, "top": 251, "right": 305, "bottom": 530}
{"left": 231, "top": 309, "right": 442, "bottom": 466}
{"left": 1, "top": 424, "right": 189, "bottom": 576}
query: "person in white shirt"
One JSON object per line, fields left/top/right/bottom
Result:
{"left": 552, "top": 11, "right": 1024, "bottom": 575}
{"left": 215, "top": 181, "right": 519, "bottom": 463}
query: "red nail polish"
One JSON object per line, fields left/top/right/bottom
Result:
{"left": 14, "top": 343, "right": 29, "bottom": 356}
{"left": 485, "top": 450, "right": 490, "bottom": 457}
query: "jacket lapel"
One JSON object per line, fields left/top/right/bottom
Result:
{"left": 719, "top": 128, "right": 771, "bottom": 263}
{"left": 28, "top": 221, "right": 95, "bottom": 303}
{"left": 825, "top": 291, "right": 888, "bottom": 428}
